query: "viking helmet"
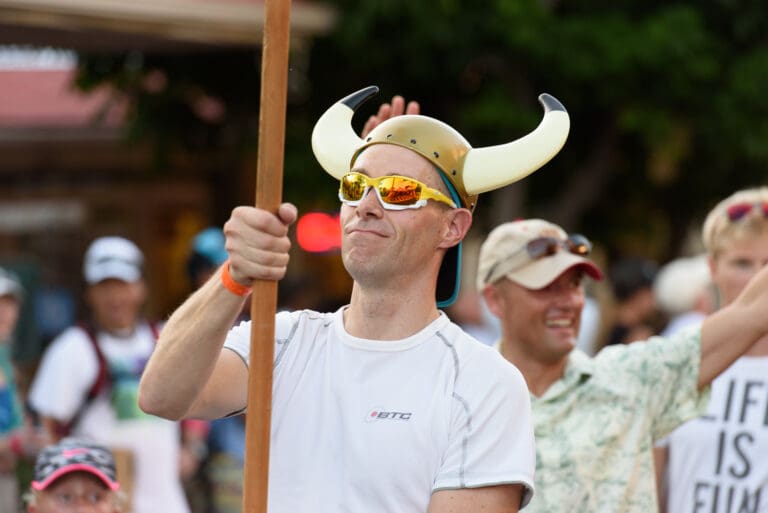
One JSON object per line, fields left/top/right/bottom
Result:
{"left": 311, "top": 86, "right": 570, "bottom": 307}
{"left": 311, "top": 85, "right": 570, "bottom": 210}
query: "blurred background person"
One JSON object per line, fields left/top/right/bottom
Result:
{"left": 25, "top": 437, "right": 124, "bottom": 513}
{"left": 445, "top": 289, "right": 500, "bottom": 345}
{"left": 0, "top": 267, "right": 47, "bottom": 513}
{"left": 185, "top": 227, "right": 244, "bottom": 513}
{"left": 27, "top": 236, "right": 191, "bottom": 513}
{"left": 0, "top": 267, "right": 26, "bottom": 513}
{"left": 601, "top": 256, "right": 661, "bottom": 348}
{"left": 655, "top": 187, "right": 768, "bottom": 513}
{"left": 653, "top": 253, "right": 715, "bottom": 338}
{"left": 187, "top": 228, "right": 229, "bottom": 290}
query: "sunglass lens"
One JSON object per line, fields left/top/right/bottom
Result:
{"left": 527, "top": 237, "right": 558, "bottom": 258}
{"left": 568, "top": 234, "right": 592, "bottom": 255}
{"left": 726, "top": 203, "right": 752, "bottom": 221}
{"left": 380, "top": 177, "right": 420, "bottom": 205}
{"left": 341, "top": 174, "right": 367, "bottom": 201}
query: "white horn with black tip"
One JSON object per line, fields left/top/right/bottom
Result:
{"left": 462, "top": 94, "right": 570, "bottom": 194}
{"left": 311, "top": 86, "right": 379, "bottom": 179}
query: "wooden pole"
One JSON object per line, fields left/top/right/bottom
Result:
{"left": 243, "top": 1, "right": 291, "bottom": 512}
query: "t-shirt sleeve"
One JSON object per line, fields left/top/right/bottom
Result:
{"left": 28, "top": 328, "right": 100, "bottom": 422}
{"left": 222, "top": 310, "right": 295, "bottom": 367}
{"left": 221, "top": 318, "right": 252, "bottom": 365}
{"left": 433, "top": 350, "right": 536, "bottom": 508}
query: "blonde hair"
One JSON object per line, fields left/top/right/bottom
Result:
{"left": 702, "top": 187, "right": 768, "bottom": 257}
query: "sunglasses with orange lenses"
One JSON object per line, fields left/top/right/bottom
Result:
{"left": 339, "top": 172, "right": 457, "bottom": 210}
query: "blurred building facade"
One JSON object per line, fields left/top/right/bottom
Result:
{"left": 0, "top": 0, "right": 337, "bottom": 363}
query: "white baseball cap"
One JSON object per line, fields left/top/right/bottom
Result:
{"left": 0, "top": 267, "right": 23, "bottom": 301}
{"left": 83, "top": 236, "right": 144, "bottom": 284}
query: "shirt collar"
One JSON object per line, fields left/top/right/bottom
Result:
{"left": 493, "top": 341, "right": 595, "bottom": 400}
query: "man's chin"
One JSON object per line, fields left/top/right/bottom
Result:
{"left": 546, "top": 333, "right": 577, "bottom": 354}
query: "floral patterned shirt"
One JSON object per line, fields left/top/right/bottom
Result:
{"left": 501, "top": 328, "right": 709, "bottom": 513}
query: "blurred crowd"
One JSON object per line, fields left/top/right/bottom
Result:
{"left": 0, "top": 227, "right": 246, "bottom": 513}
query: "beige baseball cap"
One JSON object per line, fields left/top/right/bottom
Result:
{"left": 476, "top": 219, "right": 603, "bottom": 291}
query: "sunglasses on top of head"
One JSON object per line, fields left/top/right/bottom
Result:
{"left": 339, "top": 172, "right": 457, "bottom": 211}
{"left": 725, "top": 202, "right": 768, "bottom": 222}
{"left": 485, "top": 233, "right": 592, "bottom": 285}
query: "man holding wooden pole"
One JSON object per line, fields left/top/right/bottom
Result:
{"left": 138, "top": 86, "right": 570, "bottom": 512}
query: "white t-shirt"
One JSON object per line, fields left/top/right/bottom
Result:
{"left": 224, "top": 308, "right": 536, "bottom": 513}
{"left": 29, "top": 324, "right": 190, "bottom": 513}
{"left": 663, "top": 356, "right": 768, "bottom": 513}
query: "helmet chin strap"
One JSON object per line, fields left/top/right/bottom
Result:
{"left": 437, "top": 166, "right": 462, "bottom": 208}
{"left": 436, "top": 167, "right": 463, "bottom": 309}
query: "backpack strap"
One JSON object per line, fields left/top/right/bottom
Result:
{"left": 54, "top": 321, "right": 159, "bottom": 437}
{"left": 53, "top": 322, "right": 106, "bottom": 437}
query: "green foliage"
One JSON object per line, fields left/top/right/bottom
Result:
{"left": 73, "top": 0, "right": 768, "bottom": 260}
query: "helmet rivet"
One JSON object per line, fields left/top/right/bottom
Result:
{"left": 386, "top": 134, "right": 393, "bottom": 138}
{"left": 452, "top": 169, "right": 457, "bottom": 175}
{"left": 366, "top": 137, "right": 372, "bottom": 142}
{"left": 433, "top": 151, "right": 439, "bottom": 158}
{"left": 410, "top": 138, "right": 417, "bottom": 144}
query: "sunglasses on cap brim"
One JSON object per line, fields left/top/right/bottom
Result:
{"left": 485, "top": 234, "right": 592, "bottom": 285}
{"left": 339, "top": 172, "right": 457, "bottom": 211}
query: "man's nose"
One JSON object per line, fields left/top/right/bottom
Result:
{"left": 355, "top": 187, "right": 385, "bottom": 215}
{"left": 548, "top": 282, "right": 583, "bottom": 306}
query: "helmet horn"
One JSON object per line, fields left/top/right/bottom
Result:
{"left": 462, "top": 94, "right": 570, "bottom": 194}
{"left": 311, "top": 86, "right": 379, "bottom": 180}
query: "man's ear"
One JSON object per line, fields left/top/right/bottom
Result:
{"left": 439, "top": 208, "right": 473, "bottom": 249}
{"left": 481, "top": 283, "right": 504, "bottom": 318}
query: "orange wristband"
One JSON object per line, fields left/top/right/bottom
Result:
{"left": 221, "top": 261, "right": 252, "bottom": 297}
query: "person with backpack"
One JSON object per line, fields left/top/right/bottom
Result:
{"left": 28, "top": 236, "right": 191, "bottom": 513}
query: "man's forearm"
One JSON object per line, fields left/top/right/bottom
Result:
{"left": 698, "top": 262, "right": 768, "bottom": 388}
{"left": 139, "top": 264, "right": 249, "bottom": 419}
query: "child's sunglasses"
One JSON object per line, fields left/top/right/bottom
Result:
{"left": 339, "top": 172, "right": 457, "bottom": 211}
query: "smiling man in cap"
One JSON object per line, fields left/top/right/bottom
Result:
{"left": 477, "top": 218, "right": 768, "bottom": 513}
